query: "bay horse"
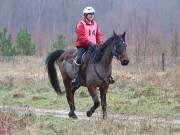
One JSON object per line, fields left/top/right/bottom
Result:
{"left": 46, "top": 31, "right": 129, "bottom": 119}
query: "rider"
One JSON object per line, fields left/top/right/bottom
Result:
{"left": 71, "top": 6, "right": 114, "bottom": 87}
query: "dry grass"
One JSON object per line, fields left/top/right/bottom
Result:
{"left": 0, "top": 109, "right": 33, "bottom": 135}
{"left": 11, "top": 114, "right": 180, "bottom": 135}
{"left": 0, "top": 56, "right": 47, "bottom": 86}
{"left": 0, "top": 107, "right": 178, "bottom": 135}
{"left": 0, "top": 56, "right": 180, "bottom": 134}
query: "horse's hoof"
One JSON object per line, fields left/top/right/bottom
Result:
{"left": 86, "top": 110, "right": 92, "bottom": 117}
{"left": 103, "top": 112, "right": 107, "bottom": 119}
{"left": 68, "top": 111, "right": 78, "bottom": 119}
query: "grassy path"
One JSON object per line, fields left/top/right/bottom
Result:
{"left": 0, "top": 105, "right": 180, "bottom": 125}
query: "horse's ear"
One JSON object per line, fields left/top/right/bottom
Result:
{"left": 113, "top": 30, "right": 117, "bottom": 36}
{"left": 122, "top": 31, "right": 126, "bottom": 38}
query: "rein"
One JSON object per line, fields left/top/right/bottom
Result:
{"left": 92, "top": 58, "right": 111, "bottom": 84}
{"left": 91, "top": 38, "right": 115, "bottom": 84}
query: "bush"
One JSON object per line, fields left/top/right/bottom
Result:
{"left": 0, "top": 28, "right": 16, "bottom": 56}
{"left": 16, "top": 28, "right": 36, "bottom": 55}
{"left": 50, "top": 35, "right": 66, "bottom": 51}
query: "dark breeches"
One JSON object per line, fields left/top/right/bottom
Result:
{"left": 76, "top": 47, "right": 88, "bottom": 64}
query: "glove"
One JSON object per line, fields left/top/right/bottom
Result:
{"left": 88, "top": 43, "right": 96, "bottom": 52}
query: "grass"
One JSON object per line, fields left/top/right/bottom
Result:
{"left": 0, "top": 56, "right": 179, "bottom": 134}
{"left": 18, "top": 116, "right": 180, "bottom": 135}
{"left": 0, "top": 56, "right": 179, "bottom": 119}
{"left": 0, "top": 107, "right": 179, "bottom": 135}
{"left": 0, "top": 109, "right": 179, "bottom": 135}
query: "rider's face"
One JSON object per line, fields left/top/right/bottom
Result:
{"left": 86, "top": 13, "right": 94, "bottom": 21}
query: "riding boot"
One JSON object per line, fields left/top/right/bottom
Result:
{"left": 71, "top": 62, "right": 81, "bottom": 87}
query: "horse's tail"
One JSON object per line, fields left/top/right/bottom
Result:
{"left": 46, "top": 49, "right": 65, "bottom": 95}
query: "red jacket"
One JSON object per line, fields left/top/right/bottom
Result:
{"left": 76, "top": 18, "right": 103, "bottom": 48}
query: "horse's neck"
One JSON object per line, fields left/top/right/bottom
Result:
{"left": 91, "top": 42, "right": 113, "bottom": 82}
{"left": 87, "top": 36, "right": 114, "bottom": 81}
{"left": 99, "top": 43, "right": 113, "bottom": 68}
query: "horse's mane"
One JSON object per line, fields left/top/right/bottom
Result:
{"left": 93, "top": 35, "right": 115, "bottom": 63}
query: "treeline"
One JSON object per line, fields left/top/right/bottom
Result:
{"left": 0, "top": 28, "right": 66, "bottom": 56}
{"left": 1, "top": 0, "right": 179, "bottom": 51}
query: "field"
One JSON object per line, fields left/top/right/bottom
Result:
{"left": 0, "top": 56, "right": 180, "bottom": 134}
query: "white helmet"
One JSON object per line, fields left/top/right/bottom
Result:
{"left": 83, "top": 6, "right": 95, "bottom": 14}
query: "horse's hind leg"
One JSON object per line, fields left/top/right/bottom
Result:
{"left": 86, "top": 86, "right": 100, "bottom": 117}
{"left": 63, "top": 79, "right": 77, "bottom": 119}
{"left": 100, "top": 84, "right": 109, "bottom": 119}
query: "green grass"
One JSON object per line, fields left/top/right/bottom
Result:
{"left": 0, "top": 57, "right": 180, "bottom": 134}
{"left": 0, "top": 57, "right": 179, "bottom": 119}
{"left": 0, "top": 82, "right": 92, "bottom": 111}
{"left": 0, "top": 79, "right": 179, "bottom": 118}
{"left": 107, "top": 85, "right": 180, "bottom": 118}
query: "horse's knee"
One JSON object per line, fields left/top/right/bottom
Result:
{"left": 94, "top": 101, "right": 100, "bottom": 108}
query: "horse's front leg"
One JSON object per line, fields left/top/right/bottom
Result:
{"left": 100, "top": 84, "right": 109, "bottom": 119}
{"left": 86, "top": 86, "right": 100, "bottom": 117}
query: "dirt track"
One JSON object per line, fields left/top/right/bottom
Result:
{"left": 0, "top": 105, "right": 179, "bottom": 125}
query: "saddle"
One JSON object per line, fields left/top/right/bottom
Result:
{"left": 62, "top": 47, "right": 95, "bottom": 83}
{"left": 63, "top": 47, "right": 94, "bottom": 66}
{"left": 63, "top": 48, "right": 91, "bottom": 62}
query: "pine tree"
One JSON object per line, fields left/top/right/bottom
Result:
{"left": 16, "top": 28, "right": 36, "bottom": 55}
{"left": 0, "top": 28, "right": 16, "bottom": 56}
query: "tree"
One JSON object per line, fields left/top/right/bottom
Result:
{"left": 50, "top": 35, "right": 66, "bottom": 51}
{"left": 0, "top": 28, "right": 16, "bottom": 56}
{"left": 16, "top": 28, "right": 36, "bottom": 55}
{"left": 171, "top": 30, "right": 180, "bottom": 63}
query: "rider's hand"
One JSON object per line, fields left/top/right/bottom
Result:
{"left": 99, "top": 41, "right": 104, "bottom": 45}
{"left": 88, "top": 43, "right": 96, "bottom": 52}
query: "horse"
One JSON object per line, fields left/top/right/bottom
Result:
{"left": 46, "top": 31, "right": 129, "bottom": 119}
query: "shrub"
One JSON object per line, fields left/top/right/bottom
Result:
{"left": 0, "top": 28, "right": 16, "bottom": 56}
{"left": 50, "top": 35, "right": 66, "bottom": 51}
{"left": 16, "top": 28, "right": 36, "bottom": 55}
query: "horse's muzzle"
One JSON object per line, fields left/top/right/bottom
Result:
{"left": 121, "top": 59, "right": 129, "bottom": 65}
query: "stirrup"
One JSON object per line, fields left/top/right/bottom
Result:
{"left": 71, "top": 78, "right": 80, "bottom": 88}
{"left": 109, "top": 77, "right": 115, "bottom": 84}
{"left": 71, "top": 79, "right": 76, "bottom": 83}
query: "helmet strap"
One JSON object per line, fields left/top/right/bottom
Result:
{"left": 84, "top": 14, "right": 92, "bottom": 23}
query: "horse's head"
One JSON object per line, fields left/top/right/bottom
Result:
{"left": 112, "top": 31, "right": 129, "bottom": 65}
